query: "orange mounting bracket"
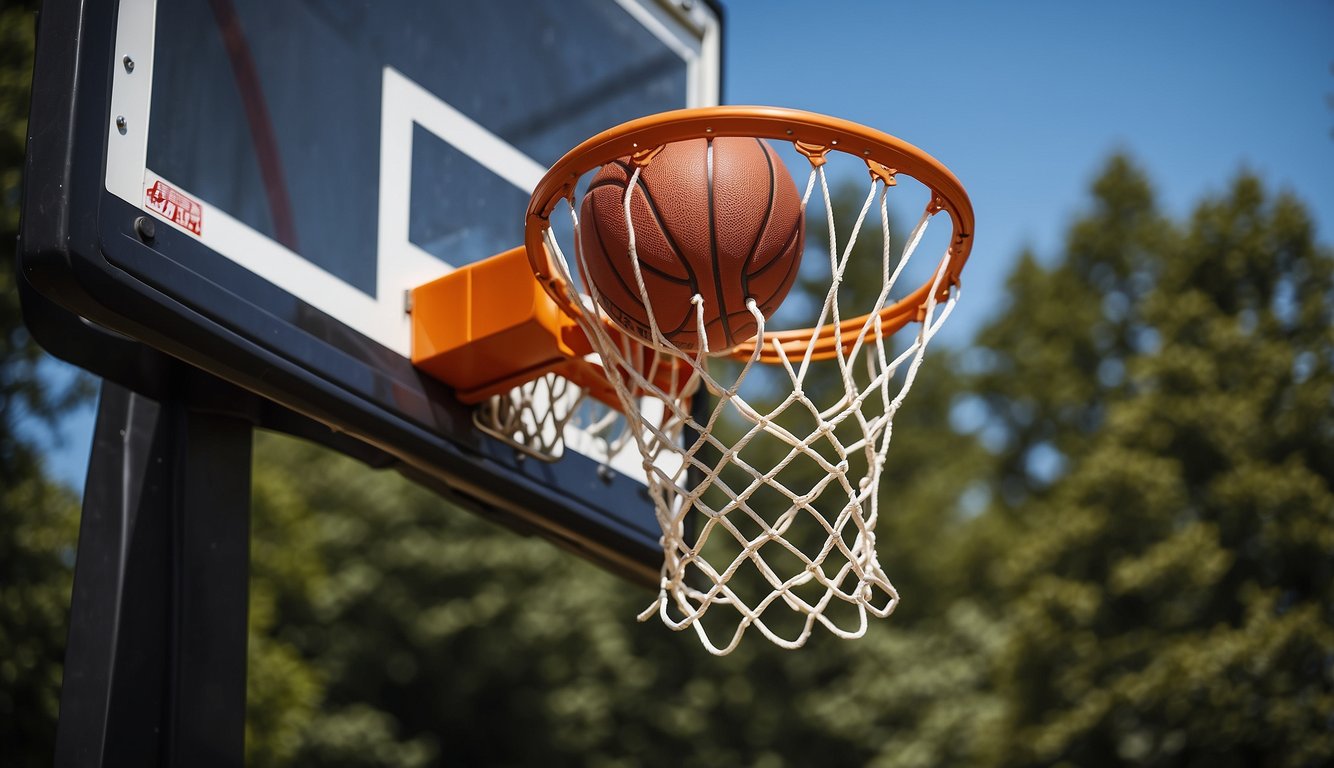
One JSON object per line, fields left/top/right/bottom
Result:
{"left": 410, "top": 247, "right": 601, "bottom": 405}
{"left": 413, "top": 106, "right": 975, "bottom": 400}
{"left": 411, "top": 246, "right": 685, "bottom": 408}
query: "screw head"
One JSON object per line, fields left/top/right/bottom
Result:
{"left": 115, "top": 115, "right": 127, "bottom": 135}
{"left": 134, "top": 216, "right": 156, "bottom": 241}
{"left": 122, "top": 55, "right": 135, "bottom": 73}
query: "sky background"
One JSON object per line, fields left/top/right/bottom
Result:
{"left": 27, "top": 0, "right": 1334, "bottom": 490}
{"left": 725, "top": 0, "right": 1333, "bottom": 338}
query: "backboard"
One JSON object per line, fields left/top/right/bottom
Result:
{"left": 20, "top": 0, "right": 723, "bottom": 583}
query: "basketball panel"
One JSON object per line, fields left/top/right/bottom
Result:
{"left": 748, "top": 140, "right": 805, "bottom": 274}
{"left": 33, "top": 0, "right": 723, "bottom": 586}
{"left": 709, "top": 137, "right": 777, "bottom": 283}
{"left": 580, "top": 187, "right": 697, "bottom": 339}
{"left": 638, "top": 139, "right": 715, "bottom": 278}
{"left": 748, "top": 216, "right": 805, "bottom": 320}
{"left": 585, "top": 178, "right": 695, "bottom": 283}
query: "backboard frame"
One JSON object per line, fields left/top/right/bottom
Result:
{"left": 20, "top": 0, "right": 725, "bottom": 585}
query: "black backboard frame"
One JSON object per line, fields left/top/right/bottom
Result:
{"left": 19, "top": 0, "right": 725, "bottom": 585}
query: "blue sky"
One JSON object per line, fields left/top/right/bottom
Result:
{"left": 725, "top": 0, "right": 1333, "bottom": 337}
{"left": 28, "top": 0, "right": 1334, "bottom": 491}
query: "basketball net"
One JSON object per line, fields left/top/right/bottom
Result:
{"left": 524, "top": 157, "right": 959, "bottom": 655}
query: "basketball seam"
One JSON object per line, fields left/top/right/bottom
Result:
{"left": 617, "top": 159, "right": 707, "bottom": 293}
{"left": 759, "top": 217, "right": 804, "bottom": 310}
{"left": 705, "top": 139, "right": 735, "bottom": 349}
{"left": 617, "top": 157, "right": 709, "bottom": 336}
{"left": 747, "top": 141, "right": 792, "bottom": 274}
{"left": 751, "top": 214, "right": 804, "bottom": 280}
{"left": 587, "top": 178, "right": 632, "bottom": 193}
{"left": 588, "top": 191, "right": 696, "bottom": 337}
{"left": 701, "top": 311, "right": 755, "bottom": 333}
{"left": 588, "top": 200, "right": 659, "bottom": 334}
{"left": 587, "top": 183, "right": 694, "bottom": 286}
{"left": 739, "top": 137, "right": 778, "bottom": 312}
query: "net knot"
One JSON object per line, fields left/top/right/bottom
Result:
{"left": 531, "top": 136, "right": 961, "bottom": 656}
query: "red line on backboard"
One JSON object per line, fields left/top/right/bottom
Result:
{"left": 206, "top": 0, "right": 301, "bottom": 252}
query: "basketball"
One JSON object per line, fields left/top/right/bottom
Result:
{"left": 578, "top": 137, "right": 804, "bottom": 354}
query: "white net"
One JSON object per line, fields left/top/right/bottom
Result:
{"left": 537, "top": 154, "right": 959, "bottom": 655}
{"left": 474, "top": 370, "right": 633, "bottom": 465}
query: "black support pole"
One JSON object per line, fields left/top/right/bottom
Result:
{"left": 54, "top": 380, "right": 253, "bottom": 767}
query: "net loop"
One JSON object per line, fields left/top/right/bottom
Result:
{"left": 531, "top": 143, "right": 960, "bottom": 655}
{"left": 474, "top": 371, "right": 639, "bottom": 467}
{"left": 485, "top": 108, "right": 972, "bottom": 655}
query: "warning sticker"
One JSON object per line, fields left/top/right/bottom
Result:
{"left": 144, "top": 180, "right": 203, "bottom": 236}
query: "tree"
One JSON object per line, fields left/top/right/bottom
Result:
{"left": 0, "top": 464, "right": 81, "bottom": 768}
{"left": 971, "top": 155, "right": 1172, "bottom": 507}
{"left": 246, "top": 430, "right": 864, "bottom": 767}
{"left": 977, "top": 161, "right": 1334, "bottom": 766}
{"left": 237, "top": 174, "right": 985, "bottom": 766}
{"left": 0, "top": 3, "right": 93, "bottom": 764}
{"left": 798, "top": 156, "right": 1334, "bottom": 768}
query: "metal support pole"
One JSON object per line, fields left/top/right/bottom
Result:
{"left": 54, "top": 380, "right": 253, "bottom": 767}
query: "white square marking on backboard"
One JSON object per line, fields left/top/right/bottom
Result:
{"left": 104, "top": 0, "right": 155, "bottom": 207}
{"left": 375, "top": 67, "right": 549, "bottom": 354}
{"left": 101, "top": 0, "right": 718, "bottom": 483}
{"left": 104, "top": 0, "right": 719, "bottom": 359}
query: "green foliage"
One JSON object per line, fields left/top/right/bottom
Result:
{"left": 242, "top": 158, "right": 1332, "bottom": 767}
{"left": 3, "top": 2, "right": 1328, "bottom": 757}
{"left": 245, "top": 432, "right": 866, "bottom": 765}
{"left": 246, "top": 450, "right": 326, "bottom": 765}
{"left": 239, "top": 173, "right": 989, "bottom": 765}
{"left": 0, "top": 4, "right": 91, "bottom": 765}
{"left": 1, "top": 4, "right": 37, "bottom": 236}
{"left": 0, "top": 465, "right": 80, "bottom": 767}
{"left": 1, "top": 1, "right": 95, "bottom": 451}
{"left": 972, "top": 156, "right": 1172, "bottom": 506}
{"left": 1, "top": 0, "right": 98, "bottom": 478}
{"left": 0, "top": 80, "right": 96, "bottom": 695}
{"left": 972, "top": 160, "right": 1334, "bottom": 767}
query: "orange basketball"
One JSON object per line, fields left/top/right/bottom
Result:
{"left": 578, "top": 137, "right": 804, "bottom": 354}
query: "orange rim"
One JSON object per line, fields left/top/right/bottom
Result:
{"left": 525, "top": 106, "right": 973, "bottom": 364}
